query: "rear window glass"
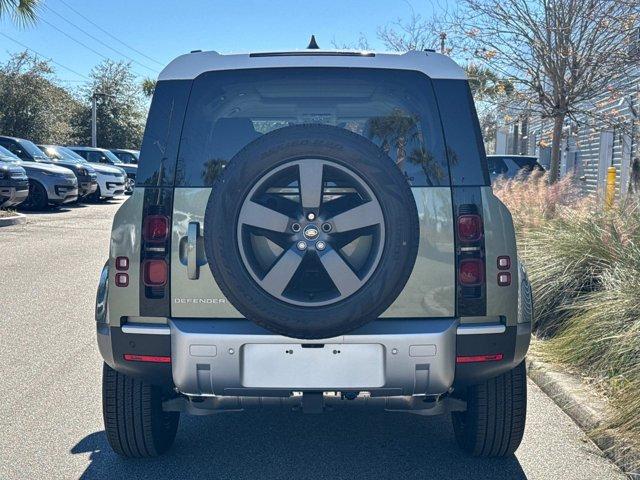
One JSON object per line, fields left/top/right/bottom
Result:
{"left": 138, "top": 80, "right": 191, "bottom": 186}
{"left": 174, "top": 68, "right": 449, "bottom": 187}
{"left": 431, "top": 80, "right": 489, "bottom": 186}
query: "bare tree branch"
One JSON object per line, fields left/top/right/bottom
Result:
{"left": 452, "top": 0, "right": 638, "bottom": 181}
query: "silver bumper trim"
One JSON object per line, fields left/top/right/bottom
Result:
{"left": 169, "top": 319, "right": 458, "bottom": 397}
{"left": 121, "top": 324, "right": 171, "bottom": 335}
{"left": 456, "top": 323, "right": 506, "bottom": 335}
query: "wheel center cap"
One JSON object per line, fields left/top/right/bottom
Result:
{"left": 303, "top": 224, "right": 319, "bottom": 240}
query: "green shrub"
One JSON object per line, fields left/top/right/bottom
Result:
{"left": 494, "top": 176, "right": 640, "bottom": 447}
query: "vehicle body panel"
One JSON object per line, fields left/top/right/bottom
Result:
{"left": 107, "top": 189, "right": 144, "bottom": 326}
{"left": 169, "top": 187, "right": 455, "bottom": 318}
{"left": 482, "top": 187, "right": 518, "bottom": 326}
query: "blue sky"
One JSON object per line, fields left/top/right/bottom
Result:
{"left": 0, "top": 0, "right": 445, "bottom": 86}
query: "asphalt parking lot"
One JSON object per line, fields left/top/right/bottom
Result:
{"left": 0, "top": 198, "right": 626, "bottom": 479}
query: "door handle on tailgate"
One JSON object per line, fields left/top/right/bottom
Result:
{"left": 187, "top": 222, "right": 200, "bottom": 280}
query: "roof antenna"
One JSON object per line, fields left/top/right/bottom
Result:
{"left": 307, "top": 35, "right": 320, "bottom": 49}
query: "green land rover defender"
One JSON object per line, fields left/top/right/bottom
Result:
{"left": 96, "top": 48, "right": 532, "bottom": 458}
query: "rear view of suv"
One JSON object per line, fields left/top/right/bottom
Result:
{"left": 96, "top": 49, "right": 532, "bottom": 459}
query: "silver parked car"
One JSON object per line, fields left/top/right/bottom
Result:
{"left": 0, "top": 137, "right": 78, "bottom": 210}
{"left": 0, "top": 146, "right": 29, "bottom": 208}
{"left": 38, "top": 145, "right": 98, "bottom": 200}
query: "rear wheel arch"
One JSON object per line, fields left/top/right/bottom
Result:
{"left": 25, "top": 180, "right": 49, "bottom": 210}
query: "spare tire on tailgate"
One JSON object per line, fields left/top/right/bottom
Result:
{"left": 204, "top": 125, "right": 419, "bottom": 339}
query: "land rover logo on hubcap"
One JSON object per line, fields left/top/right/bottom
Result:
{"left": 303, "top": 225, "right": 319, "bottom": 240}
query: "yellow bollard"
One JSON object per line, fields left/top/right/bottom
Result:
{"left": 605, "top": 166, "right": 616, "bottom": 210}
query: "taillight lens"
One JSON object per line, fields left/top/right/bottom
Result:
{"left": 143, "top": 259, "right": 168, "bottom": 286}
{"left": 456, "top": 353, "right": 503, "bottom": 364}
{"left": 124, "top": 354, "right": 171, "bottom": 363}
{"left": 497, "top": 255, "right": 511, "bottom": 270}
{"left": 143, "top": 215, "right": 169, "bottom": 243}
{"left": 116, "top": 256, "right": 129, "bottom": 271}
{"left": 457, "top": 214, "right": 483, "bottom": 242}
{"left": 115, "top": 272, "right": 129, "bottom": 287}
{"left": 459, "top": 259, "right": 484, "bottom": 285}
{"left": 497, "top": 272, "right": 511, "bottom": 286}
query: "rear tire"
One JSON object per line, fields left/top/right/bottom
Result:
{"left": 452, "top": 361, "right": 527, "bottom": 457}
{"left": 102, "top": 363, "right": 179, "bottom": 457}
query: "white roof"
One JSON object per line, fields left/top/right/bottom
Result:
{"left": 158, "top": 50, "right": 467, "bottom": 81}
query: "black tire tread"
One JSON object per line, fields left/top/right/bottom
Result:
{"left": 102, "top": 363, "right": 178, "bottom": 457}
{"left": 452, "top": 361, "right": 527, "bottom": 457}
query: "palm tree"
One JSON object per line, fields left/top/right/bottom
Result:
{"left": 465, "top": 64, "right": 514, "bottom": 102}
{"left": 141, "top": 78, "right": 156, "bottom": 98}
{"left": 0, "top": 0, "right": 39, "bottom": 26}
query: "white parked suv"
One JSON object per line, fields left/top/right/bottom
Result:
{"left": 43, "top": 146, "right": 127, "bottom": 200}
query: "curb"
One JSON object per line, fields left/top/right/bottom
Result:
{"left": 0, "top": 212, "right": 26, "bottom": 227}
{"left": 527, "top": 357, "right": 640, "bottom": 478}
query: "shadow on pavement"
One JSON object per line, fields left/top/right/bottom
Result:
{"left": 72, "top": 410, "right": 527, "bottom": 479}
{"left": 17, "top": 205, "right": 73, "bottom": 214}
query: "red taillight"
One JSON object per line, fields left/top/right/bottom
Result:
{"left": 143, "top": 215, "right": 169, "bottom": 243}
{"left": 456, "top": 353, "right": 503, "bottom": 364}
{"left": 459, "top": 259, "right": 484, "bottom": 285}
{"left": 457, "top": 214, "right": 483, "bottom": 242}
{"left": 124, "top": 354, "right": 171, "bottom": 363}
{"left": 143, "top": 260, "right": 168, "bottom": 286}
{"left": 115, "top": 272, "right": 129, "bottom": 287}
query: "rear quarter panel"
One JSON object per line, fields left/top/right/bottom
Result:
{"left": 481, "top": 187, "right": 518, "bottom": 326}
{"left": 107, "top": 188, "right": 144, "bottom": 326}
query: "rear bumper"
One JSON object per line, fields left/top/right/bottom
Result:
{"left": 170, "top": 319, "right": 458, "bottom": 396}
{"left": 97, "top": 317, "right": 531, "bottom": 395}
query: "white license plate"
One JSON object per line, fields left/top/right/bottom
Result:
{"left": 241, "top": 343, "right": 385, "bottom": 389}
